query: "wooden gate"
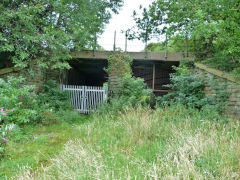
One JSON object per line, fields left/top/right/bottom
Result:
{"left": 60, "top": 85, "right": 108, "bottom": 113}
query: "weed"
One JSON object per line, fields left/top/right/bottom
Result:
{"left": 16, "top": 106, "right": 240, "bottom": 179}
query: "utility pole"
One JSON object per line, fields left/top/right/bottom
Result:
{"left": 113, "top": 30, "right": 116, "bottom": 51}
{"left": 125, "top": 31, "right": 128, "bottom": 52}
{"left": 165, "top": 33, "right": 168, "bottom": 60}
{"left": 93, "top": 32, "right": 97, "bottom": 56}
{"left": 145, "top": 31, "right": 148, "bottom": 58}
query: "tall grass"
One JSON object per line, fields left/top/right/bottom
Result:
{"left": 17, "top": 105, "right": 240, "bottom": 179}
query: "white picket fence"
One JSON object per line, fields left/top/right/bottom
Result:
{"left": 60, "top": 85, "right": 108, "bottom": 113}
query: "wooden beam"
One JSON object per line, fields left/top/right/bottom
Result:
{"left": 153, "top": 89, "right": 173, "bottom": 93}
{"left": 152, "top": 63, "right": 155, "bottom": 90}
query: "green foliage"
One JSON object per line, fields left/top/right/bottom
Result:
{"left": 127, "top": 6, "right": 156, "bottom": 43}
{"left": 14, "top": 106, "right": 240, "bottom": 179}
{"left": 99, "top": 74, "right": 152, "bottom": 114}
{"left": 106, "top": 52, "right": 133, "bottom": 77}
{"left": 0, "top": 0, "right": 123, "bottom": 69}
{"left": 0, "top": 116, "right": 88, "bottom": 178}
{"left": 0, "top": 77, "right": 72, "bottom": 125}
{"left": 145, "top": 42, "right": 166, "bottom": 52}
{"left": 116, "top": 74, "right": 152, "bottom": 105}
{"left": 131, "top": 0, "right": 240, "bottom": 73}
{"left": 203, "top": 54, "right": 240, "bottom": 73}
{"left": 37, "top": 80, "right": 71, "bottom": 112}
{"left": 207, "top": 78, "right": 230, "bottom": 114}
{"left": 107, "top": 52, "right": 133, "bottom": 94}
{"left": 0, "top": 77, "right": 39, "bottom": 125}
{"left": 158, "top": 65, "right": 211, "bottom": 109}
{"left": 231, "top": 67, "right": 240, "bottom": 80}
{"left": 158, "top": 65, "right": 229, "bottom": 113}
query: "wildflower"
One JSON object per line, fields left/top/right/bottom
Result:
{"left": 0, "top": 107, "right": 7, "bottom": 116}
{"left": 0, "top": 107, "right": 13, "bottom": 116}
{"left": 2, "top": 137, "right": 7, "bottom": 143}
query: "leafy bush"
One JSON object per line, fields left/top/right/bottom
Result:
{"left": 0, "top": 77, "right": 74, "bottom": 160}
{"left": 231, "top": 67, "right": 240, "bottom": 80}
{"left": 116, "top": 74, "right": 152, "bottom": 105}
{"left": 202, "top": 54, "right": 240, "bottom": 73}
{"left": 158, "top": 65, "right": 229, "bottom": 113}
{"left": 0, "top": 77, "right": 40, "bottom": 124}
{"left": 98, "top": 74, "right": 153, "bottom": 114}
{"left": 37, "top": 80, "right": 71, "bottom": 111}
{"left": 0, "top": 78, "right": 71, "bottom": 125}
{"left": 158, "top": 65, "right": 212, "bottom": 109}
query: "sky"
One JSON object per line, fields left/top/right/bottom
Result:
{"left": 98, "top": 0, "right": 158, "bottom": 52}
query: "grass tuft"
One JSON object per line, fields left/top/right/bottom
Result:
{"left": 10, "top": 106, "right": 240, "bottom": 179}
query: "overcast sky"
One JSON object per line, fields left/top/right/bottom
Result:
{"left": 98, "top": 0, "right": 157, "bottom": 52}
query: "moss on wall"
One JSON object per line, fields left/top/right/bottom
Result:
{"left": 195, "top": 63, "right": 240, "bottom": 118}
{"left": 0, "top": 63, "right": 62, "bottom": 92}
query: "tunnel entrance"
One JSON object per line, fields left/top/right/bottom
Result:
{"left": 132, "top": 61, "right": 179, "bottom": 96}
{"left": 66, "top": 59, "right": 179, "bottom": 96}
{"left": 67, "top": 59, "right": 108, "bottom": 86}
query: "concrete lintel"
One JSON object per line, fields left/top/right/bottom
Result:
{"left": 71, "top": 51, "right": 190, "bottom": 62}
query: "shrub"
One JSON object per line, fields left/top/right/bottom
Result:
{"left": 0, "top": 77, "right": 39, "bottom": 124}
{"left": 158, "top": 65, "right": 212, "bottom": 109}
{"left": 37, "top": 80, "right": 71, "bottom": 111}
{"left": 115, "top": 74, "right": 152, "bottom": 106}
{"left": 202, "top": 54, "right": 240, "bottom": 73}
{"left": 98, "top": 74, "right": 153, "bottom": 114}
{"left": 158, "top": 65, "right": 229, "bottom": 113}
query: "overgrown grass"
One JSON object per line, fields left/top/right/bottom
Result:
{"left": 0, "top": 112, "right": 90, "bottom": 179}
{"left": 16, "top": 105, "right": 240, "bottom": 179}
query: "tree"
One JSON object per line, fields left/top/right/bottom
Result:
{"left": 127, "top": 6, "right": 157, "bottom": 48}
{"left": 0, "top": 0, "right": 123, "bottom": 69}
{"left": 130, "top": 0, "right": 240, "bottom": 71}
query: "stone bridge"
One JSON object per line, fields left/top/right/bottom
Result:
{"left": 71, "top": 50, "right": 193, "bottom": 62}
{"left": 68, "top": 50, "right": 193, "bottom": 95}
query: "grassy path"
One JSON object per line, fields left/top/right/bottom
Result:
{"left": 15, "top": 106, "right": 240, "bottom": 179}
{"left": 0, "top": 114, "right": 90, "bottom": 179}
